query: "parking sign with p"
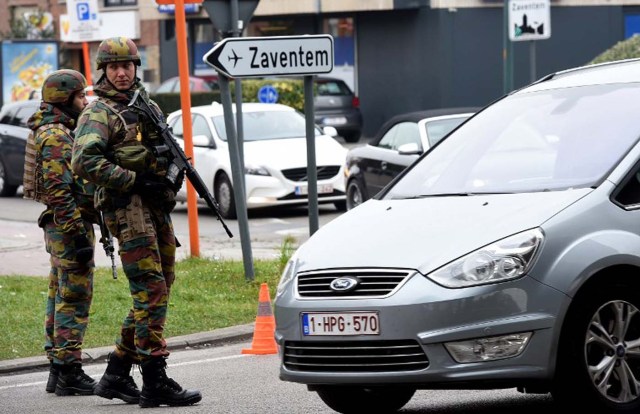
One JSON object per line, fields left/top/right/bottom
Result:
{"left": 76, "top": 2, "right": 91, "bottom": 20}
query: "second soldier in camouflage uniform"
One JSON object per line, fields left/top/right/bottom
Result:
{"left": 24, "top": 69, "right": 98, "bottom": 396}
{"left": 71, "top": 36, "right": 201, "bottom": 408}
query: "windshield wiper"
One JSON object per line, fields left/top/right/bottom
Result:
{"left": 402, "top": 192, "right": 514, "bottom": 199}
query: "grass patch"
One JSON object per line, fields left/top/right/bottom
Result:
{"left": 0, "top": 255, "right": 290, "bottom": 361}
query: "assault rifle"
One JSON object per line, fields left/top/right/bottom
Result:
{"left": 128, "top": 90, "right": 233, "bottom": 238}
{"left": 98, "top": 212, "right": 117, "bottom": 279}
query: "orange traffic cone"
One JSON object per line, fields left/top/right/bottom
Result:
{"left": 242, "top": 283, "right": 278, "bottom": 355}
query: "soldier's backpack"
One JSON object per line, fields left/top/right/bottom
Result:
{"left": 23, "top": 123, "right": 72, "bottom": 204}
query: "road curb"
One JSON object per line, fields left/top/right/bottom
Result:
{"left": 0, "top": 323, "right": 255, "bottom": 375}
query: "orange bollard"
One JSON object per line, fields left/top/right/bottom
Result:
{"left": 242, "top": 283, "right": 278, "bottom": 355}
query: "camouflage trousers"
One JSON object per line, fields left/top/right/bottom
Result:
{"left": 103, "top": 195, "right": 176, "bottom": 362}
{"left": 43, "top": 218, "right": 95, "bottom": 365}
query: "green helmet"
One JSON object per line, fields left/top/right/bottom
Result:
{"left": 96, "top": 37, "right": 141, "bottom": 70}
{"left": 41, "top": 69, "right": 87, "bottom": 104}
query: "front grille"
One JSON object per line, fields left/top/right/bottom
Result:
{"left": 281, "top": 166, "right": 341, "bottom": 182}
{"left": 283, "top": 339, "right": 429, "bottom": 373}
{"left": 277, "top": 189, "right": 344, "bottom": 201}
{"left": 297, "top": 269, "right": 413, "bottom": 298}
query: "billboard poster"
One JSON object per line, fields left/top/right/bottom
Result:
{"left": 0, "top": 40, "right": 59, "bottom": 106}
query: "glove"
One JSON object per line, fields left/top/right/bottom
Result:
{"left": 132, "top": 173, "right": 168, "bottom": 197}
{"left": 74, "top": 234, "right": 93, "bottom": 264}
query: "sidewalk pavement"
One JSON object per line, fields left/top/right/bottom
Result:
{"left": 0, "top": 323, "right": 256, "bottom": 375}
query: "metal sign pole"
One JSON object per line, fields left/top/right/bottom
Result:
{"left": 219, "top": 74, "right": 254, "bottom": 281}
{"left": 304, "top": 75, "right": 319, "bottom": 235}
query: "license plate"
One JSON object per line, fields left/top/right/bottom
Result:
{"left": 295, "top": 184, "right": 333, "bottom": 196}
{"left": 302, "top": 312, "right": 380, "bottom": 336}
{"left": 323, "top": 116, "right": 347, "bottom": 126}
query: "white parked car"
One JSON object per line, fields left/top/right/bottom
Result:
{"left": 166, "top": 102, "right": 347, "bottom": 218}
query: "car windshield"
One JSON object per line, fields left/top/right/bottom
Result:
{"left": 212, "top": 110, "right": 321, "bottom": 141}
{"left": 386, "top": 83, "right": 640, "bottom": 199}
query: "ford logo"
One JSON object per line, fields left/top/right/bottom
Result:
{"left": 330, "top": 277, "right": 359, "bottom": 292}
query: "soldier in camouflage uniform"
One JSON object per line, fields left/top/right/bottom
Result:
{"left": 71, "top": 36, "right": 201, "bottom": 408}
{"left": 25, "top": 69, "right": 98, "bottom": 396}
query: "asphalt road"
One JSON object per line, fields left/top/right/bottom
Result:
{"left": 0, "top": 342, "right": 556, "bottom": 414}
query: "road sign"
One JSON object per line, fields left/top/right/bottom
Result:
{"left": 203, "top": 35, "right": 334, "bottom": 78}
{"left": 508, "top": 0, "right": 551, "bottom": 41}
{"left": 65, "top": 0, "right": 101, "bottom": 42}
{"left": 258, "top": 85, "right": 278, "bottom": 103}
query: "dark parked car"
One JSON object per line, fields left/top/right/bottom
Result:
{"left": 0, "top": 99, "right": 39, "bottom": 196}
{"left": 344, "top": 107, "right": 478, "bottom": 209}
{"left": 313, "top": 76, "right": 363, "bottom": 143}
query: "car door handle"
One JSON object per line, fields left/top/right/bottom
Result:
{"left": 381, "top": 161, "right": 387, "bottom": 170}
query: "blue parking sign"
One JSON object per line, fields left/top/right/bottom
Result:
{"left": 258, "top": 85, "right": 278, "bottom": 104}
{"left": 76, "top": 2, "right": 90, "bottom": 20}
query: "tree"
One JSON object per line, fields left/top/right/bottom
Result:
{"left": 588, "top": 34, "right": 640, "bottom": 65}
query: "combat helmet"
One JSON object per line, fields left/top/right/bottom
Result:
{"left": 41, "top": 69, "right": 87, "bottom": 104}
{"left": 96, "top": 37, "right": 141, "bottom": 70}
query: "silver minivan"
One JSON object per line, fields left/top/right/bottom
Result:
{"left": 274, "top": 58, "right": 640, "bottom": 413}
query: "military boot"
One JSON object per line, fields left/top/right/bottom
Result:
{"left": 139, "top": 357, "right": 202, "bottom": 408}
{"left": 95, "top": 353, "right": 140, "bottom": 404}
{"left": 55, "top": 364, "right": 96, "bottom": 396}
{"left": 45, "top": 360, "right": 60, "bottom": 393}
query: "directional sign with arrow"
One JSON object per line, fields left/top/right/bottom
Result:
{"left": 203, "top": 35, "right": 334, "bottom": 78}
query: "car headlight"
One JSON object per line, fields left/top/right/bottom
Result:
{"left": 276, "top": 257, "right": 299, "bottom": 298}
{"left": 427, "top": 228, "right": 543, "bottom": 288}
{"left": 245, "top": 165, "right": 270, "bottom": 176}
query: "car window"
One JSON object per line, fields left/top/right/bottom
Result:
{"left": 377, "top": 124, "right": 400, "bottom": 150}
{"left": 378, "top": 122, "right": 419, "bottom": 151}
{"left": 0, "top": 107, "right": 16, "bottom": 125}
{"left": 613, "top": 167, "right": 640, "bottom": 208}
{"left": 15, "top": 104, "right": 37, "bottom": 127}
{"left": 212, "top": 110, "right": 322, "bottom": 141}
{"left": 316, "top": 80, "right": 351, "bottom": 96}
{"left": 424, "top": 116, "right": 469, "bottom": 147}
{"left": 155, "top": 79, "right": 176, "bottom": 93}
{"left": 387, "top": 83, "right": 640, "bottom": 198}
{"left": 192, "top": 114, "right": 212, "bottom": 141}
{"left": 394, "top": 122, "right": 421, "bottom": 150}
{"left": 169, "top": 115, "right": 184, "bottom": 137}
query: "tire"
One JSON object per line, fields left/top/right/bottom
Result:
{"left": 346, "top": 179, "right": 366, "bottom": 210}
{"left": 214, "top": 173, "right": 237, "bottom": 220}
{"left": 315, "top": 385, "right": 415, "bottom": 414}
{"left": 342, "top": 131, "right": 361, "bottom": 143}
{"left": 552, "top": 285, "right": 640, "bottom": 411}
{"left": 0, "top": 161, "right": 18, "bottom": 197}
{"left": 334, "top": 200, "right": 346, "bottom": 211}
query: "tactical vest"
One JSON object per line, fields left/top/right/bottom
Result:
{"left": 94, "top": 96, "right": 140, "bottom": 146}
{"left": 23, "top": 123, "right": 72, "bottom": 204}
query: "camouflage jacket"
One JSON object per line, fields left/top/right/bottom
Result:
{"left": 71, "top": 78, "right": 171, "bottom": 211}
{"left": 27, "top": 103, "right": 98, "bottom": 233}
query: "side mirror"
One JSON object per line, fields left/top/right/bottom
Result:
{"left": 192, "top": 134, "right": 215, "bottom": 148}
{"left": 397, "top": 142, "right": 422, "bottom": 155}
{"left": 323, "top": 126, "right": 338, "bottom": 137}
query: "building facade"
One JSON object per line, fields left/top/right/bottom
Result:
{"left": 0, "top": 0, "right": 638, "bottom": 134}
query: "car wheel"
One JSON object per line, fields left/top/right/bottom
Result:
{"left": 315, "top": 385, "right": 415, "bottom": 414}
{"left": 333, "top": 200, "right": 346, "bottom": 211}
{"left": 342, "top": 131, "right": 361, "bottom": 143}
{"left": 346, "top": 179, "right": 366, "bottom": 210}
{"left": 214, "top": 173, "right": 237, "bottom": 220}
{"left": 0, "top": 161, "right": 18, "bottom": 197}
{"left": 552, "top": 285, "right": 640, "bottom": 411}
